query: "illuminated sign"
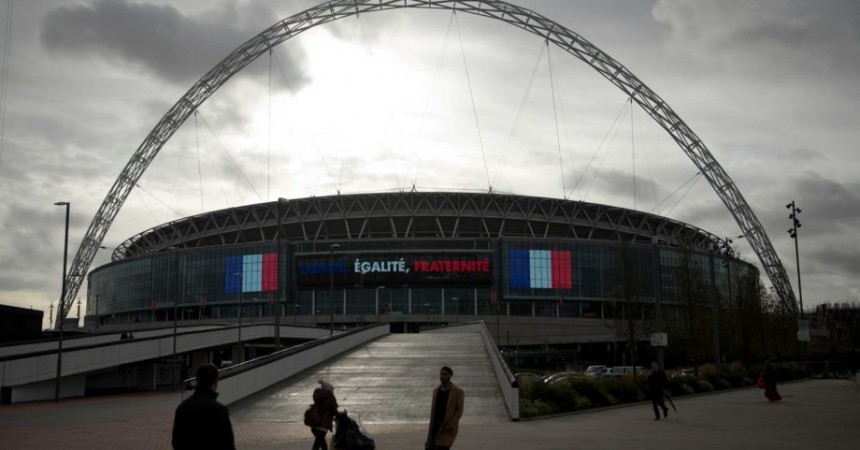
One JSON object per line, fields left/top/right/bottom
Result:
{"left": 296, "top": 253, "right": 492, "bottom": 286}
{"left": 225, "top": 253, "right": 278, "bottom": 293}
{"left": 508, "top": 249, "right": 572, "bottom": 289}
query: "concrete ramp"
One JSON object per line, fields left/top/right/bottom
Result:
{"left": 231, "top": 333, "right": 509, "bottom": 424}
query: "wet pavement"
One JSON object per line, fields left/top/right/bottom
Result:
{"left": 230, "top": 333, "right": 509, "bottom": 424}
{"left": 1, "top": 365, "right": 858, "bottom": 449}
{"left": 250, "top": 379, "right": 860, "bottom": 450}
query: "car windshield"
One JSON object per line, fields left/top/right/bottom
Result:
{"left": 585, "top": 366, "right": 603, "bottom": 373}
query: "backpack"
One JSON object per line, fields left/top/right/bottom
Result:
{"left": 304, "top": 404, "right": 320, "bottom": 427}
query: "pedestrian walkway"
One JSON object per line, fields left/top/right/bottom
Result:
{"left": 0, "top": 380, "right": 857, "bottom": 449}
{"left": 230, "top": 333, "right": 509, "bottom": 425}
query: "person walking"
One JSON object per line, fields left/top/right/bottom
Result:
{"left": 761, "top": 362, "right": 782, "bottom": 402}
{"left": 171, "top": 363, "right": 235, "bottom": 450}
{"left": 647, "top": 362, "right": 669, "bottom": 420}
{"left": 308, "top": 379, "right": 339, "bottom": 450}
{"left": 425, "top": 366, "right": 465, "bottom": 450}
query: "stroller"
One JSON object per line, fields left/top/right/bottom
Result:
{"left": 332, "top": 411, "right": 375, "bottom": 450}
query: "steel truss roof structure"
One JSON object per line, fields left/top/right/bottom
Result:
{"left": 112, "top": 192, "right": 724, "bottom": 259}
{"left": 59, "top": 0, "right": 796, "bottom": 327}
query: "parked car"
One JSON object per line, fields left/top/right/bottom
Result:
{"left": 604, "top": 366, "right": 647, "bottom": 378}
{"left": 542, "top": 371, "right": 580, "bottom": 385}
{"left": 670, "top": 368, "right": 695, "bottom": 379}
{"left": 514, "top": 372, "right": 541, "bottom": 385}
{"left": 584, "top": 365, "right": 608, "bottom": 378}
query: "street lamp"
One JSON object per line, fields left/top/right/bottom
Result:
{"left": 167, "top": 247, "right": 179, "bottom": 391}
{"left": 233, "top": 272, "right": 243, "bottom": 342}
{"left": 328, "top": 243, "right": 341, "bottom": 336}
{"left": 53, "top": 201, "right": 70, "bottom": 402}
{"left": 786, "top": 201, "right": 804, "bottom": 315}
{"left": 94, "top": 294, "right": 100, "bottom": 333}
{"left": 275, "top": 198, "right": 289, "bottom": 350}
{"left": 375, "top": 286, "right": 386, "bottom": 322}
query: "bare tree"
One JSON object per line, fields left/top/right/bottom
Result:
{"left": 603, "top": 241, "right": 651, "bottom": 375}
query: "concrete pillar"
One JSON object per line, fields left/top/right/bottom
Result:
{"left": 137, "top": 363, "right": 157, "bottom": 390}
{"left": 232, "top": 344, "right": 245, "bottom": 364}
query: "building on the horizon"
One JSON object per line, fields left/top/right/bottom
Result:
{"left": 86, "top": 191, "right": 756, "bottom": 363}
{"left": 0, "top": 304, "right": 44, "bottom": 343}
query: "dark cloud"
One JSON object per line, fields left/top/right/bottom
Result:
{"left": 575, "top": 168, "right": 662, "bottom": 203}
{"left": 810, "top": 246, "right": 860, "bottom": 277}
{"left": 652, "top": 0, "right": 860, "bottom": 74}
{"left": 0, "top": 198, "right": 91, "bottom": 293}
{"left": 40, "top": 0, "right": 309, "bottom": 88}
{"left": 793, "top": 172, "right": 860, "bottom": 237}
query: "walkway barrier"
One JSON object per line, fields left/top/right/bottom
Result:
{"left": 428, "top": 322, "right": 519, "bottom": 421}
{"left": 192, "top": 323, "right": 390, "bottom": 406}
{"left": 0, "top": 323, "right": 330, "bottom": 403}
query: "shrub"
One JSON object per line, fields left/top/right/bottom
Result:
{"left": 680, "top": 382, "right": 695, "bottom": 395}
{"left": 697, "top": 380, "right": 714, "bottom": 392}
{"left": 717, "top": 378, "right": 733, "bottom": 390}
{"left": 698, "top": 363, "right": 718, "bottom": 378}
{"left": 526, "top": 379, "right": 556, "bottom": 404}
{"left": 668, "top": 376, "right": 694, "bottom": 396}
{"left": 570, "top": 379, "right": 615, "bottom": 407}
{"left": 726, "top": 360, "right": 747, "bottom": 376}
{"left": 551, "top": 381, "right": 592, "bottom": 411}
{"left": 604, "top": 377, "right": 645, "bottom": 403}
{"left": 520, "top": 398, "right": 557, "bottom": 417}
{"left": 722, "top": 363, "right": 749, "bottom": 387}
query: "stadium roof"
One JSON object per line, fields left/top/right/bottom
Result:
{"left": 112, "top": 191, "right": 724, "bottom": 260}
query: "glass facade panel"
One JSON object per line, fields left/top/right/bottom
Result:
{"left": 86, "top": 237, "right": 756, "bottom": 323}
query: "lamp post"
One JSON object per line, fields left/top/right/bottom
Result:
{"left": 233, "top": 272, "right": 243, "bottom": 343}
{"left": 169, "top": 247, "right": 179, "bottom": 391}
{"left": 786, "top": 201, "right": 804, "bottom": 315}
{"left": 787, "top": 201, "right": 808, "bottom": 366}
{"left": 375, "top": 286, "right": 385, "bottom": 322}
{"left": 275, "top": 198, "right": 289, "bottom": 350}
{"left": 423, "top": 303, "right": 431, "bottom": 326}
{"left": 328, "top": 243, "right": 341, "bottom": 336}
{"left": 53, "top": 201, "right": 70, "bottom": 402}
{"left": 94, "top": 294, "right": 100, "bottom": 333}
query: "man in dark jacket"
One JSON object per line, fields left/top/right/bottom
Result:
{"left": 647, "top": 361, "right": 669, "bottom": 420}
{"left": 172, "top": 363, "right": 235, "bottom": 450}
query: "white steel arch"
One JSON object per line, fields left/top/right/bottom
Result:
{"left": 58, "top": 0, "right": 797, "bottom": 326}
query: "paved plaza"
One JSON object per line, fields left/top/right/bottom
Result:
{"left": 0, "top": 379, "right": 857, "bottom": 449}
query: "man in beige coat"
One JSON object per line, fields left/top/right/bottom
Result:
{"left": 425, "top": 366, "right": 465, "bottom": 450}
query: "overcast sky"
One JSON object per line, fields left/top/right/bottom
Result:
{"left": 1, "top": 0, "right": 858, "bottom": 329}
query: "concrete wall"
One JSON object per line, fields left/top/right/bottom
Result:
{"left": 428, "top": 322, "right": 519, "bottom": 420}
{"left": 0, "top": 324, "right": 333, "bottom": 403}
{"left": 11, "top": 374, "right": 85, "bottom": 403}
{"left": 215, "top": 325, "right": 390, "bottom": 406}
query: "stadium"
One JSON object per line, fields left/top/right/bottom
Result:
{"left": 86, "top": 190, "right": 756, "bottom": 363}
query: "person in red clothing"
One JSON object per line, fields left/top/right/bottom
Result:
{"left": 762, "top": 362, "right": 782, "bottom": 402}
{"left": 308, "top": 379, "right": 339, "bottom": 450}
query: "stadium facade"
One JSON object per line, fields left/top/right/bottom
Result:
{"left": 86, "top": 191, "right": 755, "bottom": 337}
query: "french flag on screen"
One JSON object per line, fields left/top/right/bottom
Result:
{"left": 224, "top": 253, "right": 278, "bottom": 293}
{"left": 508, "top": 249, "right": 572, "bottom": 289}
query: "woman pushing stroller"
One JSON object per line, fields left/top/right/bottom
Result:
{"left": 306, "top": 379, "right": 339, "bottom": 450}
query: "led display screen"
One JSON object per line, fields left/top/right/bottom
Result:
{"left": 295, "top": 252, "right": 493, "bottom": 287}
{"left": 508, "top": 249, "right": 572, "bottom": 289}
